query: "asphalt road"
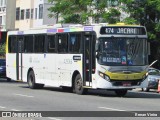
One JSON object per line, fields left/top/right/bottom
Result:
{"left": 0, "top": 78, "right": 160, "bottom": 120}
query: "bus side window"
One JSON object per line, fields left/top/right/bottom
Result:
{"left": 57, "top": 34, "right": 68, "bottom": 53}
{"left": 24, "top": 35, "right": 34, "bottom": 53}
{"left": 34, "top": 35, "right": 45, "bottom": 53}
{"left": 69, "top": 34, "right": 81, "bottom": 53}
{"left": 17, "top": 36, "right": 24, "bottom": 53}
{"left": 47, "top": 35, "right": 56, "bottom": 53}
{"left": 8, "top": 36, "right": 17, "bottom": 53}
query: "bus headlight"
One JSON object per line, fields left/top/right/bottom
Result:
{"left": 98, "top": 71, "right": 110, "bottom": 81}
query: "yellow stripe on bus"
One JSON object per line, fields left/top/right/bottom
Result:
{"left": 6, "top": 35, "right": 8, "bottom": 53}
{"left": 105, "top": 71, "right": 147, "bottom": 80}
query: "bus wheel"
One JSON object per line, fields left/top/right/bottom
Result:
{"left": 115, "top": 90, "right": 128, "bottom": 97}
{"left": 7, "top": 77, "right": 11, "bottom": 82}
{"left": 74, "top": 74, "right": 87, "bottom": 95}
{"left": 27, "top": 71, "right": 44, "bottom": 89}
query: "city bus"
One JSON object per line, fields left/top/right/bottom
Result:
{"left": 6, "top": 23, "right": 149, "bottom": 96}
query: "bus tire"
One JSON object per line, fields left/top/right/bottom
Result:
{"left": 115, "top": 90, "right": 127, "bottom": 97}
{"left": 7, "top": 77, "right": 11, "bottom": 82}
{"left": 27, "top": 70, "right": 44, "bottom": 89}
{"left": 74, "top": 74, "right": 87, "bottom": 95}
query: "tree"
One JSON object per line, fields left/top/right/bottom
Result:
{"left": 102, "top": 8, "right": 120, "bottom": 24}
{"left": 92, "top": 0, "right": 120, "bottom": 23}
{"left": 120, "top": 0, "right": 160, "bottom": 41}
{"left": 48, "top": 0, "right": 93, "bottom": 24}
{"left": 48, "top": 0, "right": 121, "bottom": 24}
{"left": 0, "top": 43, "right": 6, "bottom": 58}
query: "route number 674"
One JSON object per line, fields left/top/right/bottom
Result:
{"left": 105, "top": 28, "right": 114, "bottom": 33}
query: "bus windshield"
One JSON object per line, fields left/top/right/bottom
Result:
{"left": 98, "top": 37, "right": 147, "bottom": 66}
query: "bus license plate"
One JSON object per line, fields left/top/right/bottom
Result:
{"left": 123, "top": 82, "right": 131, "bottom": 86}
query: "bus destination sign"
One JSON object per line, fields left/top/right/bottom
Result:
{"left": 100, "top": 27, "right": 146, "bottom": 35}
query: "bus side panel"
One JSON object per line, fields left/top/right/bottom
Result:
{"left": 56, "top": 54, "right": 83, "bottom": 87}
{"left": 6, "top": 53, "right": 17, "bottom": 80}
{"left": 27, "top": 54, "right": 46, "bottom": 84}
{"left": 16, "top": 54, "right": 46, "bottom": 84}
{"left": 21, "top": 54, "right": 32, "bottom": 82}
{"left": 43, "top": 54, "right": 59, "bottom": 87}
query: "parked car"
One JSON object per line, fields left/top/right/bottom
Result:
{"left": 142, "top": 68, "right": 160, "bottom": 92}
{"left": 0, "top": 59, "right": 6, "bottom": 78}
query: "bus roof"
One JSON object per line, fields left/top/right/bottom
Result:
{"left": 7, "top": 23, "right": 145, "bottom": 36}
{"left": 107, "top": 23, "right": 140, "bottom": 26}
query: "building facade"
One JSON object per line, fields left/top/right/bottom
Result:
{"left": 1, "top": 0, "right": 129, "bottom": 31}
{"left": 0, "top": 0, "right": 16, "bottom": 31}
{"left": 15, "top": 0, "right": 56, "bottom": 30}
{"left": 0, "top": 0, "right": 6, "bottom": 31}
{"left": 6, "top": 0, "right": 16, "bottom": 31}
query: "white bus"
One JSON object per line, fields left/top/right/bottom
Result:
{"left": 6, "top": 23, "right": 149, "bottom": 96}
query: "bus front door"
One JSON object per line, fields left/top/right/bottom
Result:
{"left": 16, "top": 37, "right": 24, "bottom": 81}
{"left": 83, "top": 32, "right": 96, "bottom": 87}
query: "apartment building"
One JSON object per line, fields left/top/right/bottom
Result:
{"left": 1, "top": 0, "right": 128, "bottom": 31}
{"left": 0, "top": 0, "right": 6, "bottom": 31}
{"left": 0, "top": 0, "right": 16, "bottom": 31}
{"left": 6, "top": 0, "right": 16, "bottom": 31}
{"left": 15, "top": 0, "right": 57, "bottom": 30}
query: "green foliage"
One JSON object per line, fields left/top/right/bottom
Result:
{"left": 148, "top": 32, "right": 156, "bottom": 40}
{"left": 155, "top": 23, "right": 160, "bottom": 32}
{"left": 48, "top": 0, "right": 121, "bottom": 24}
{"left": 120, "top": 0, "right": 160, "bottom": 41}
{"left": 122, "top": 17, "right": 138, "bottom": 25}
{"left": 48, "top": 0, "right": 92, "bottom": 24}
{"left": 102, "top": 8, "right": 121, "bottom": 24}
{"left": 0, "top": 43, "right": 6, "bottom": 58}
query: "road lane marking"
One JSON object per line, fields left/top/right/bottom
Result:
{"left": 14, "top": 93, "right": 34, "bottom": 98}
{"left": 11, "top": 109, "right": 20, "bottom": 111}
{"left": 98, "top": 107, "right": 126, "bottom": 111}
{"left": 98, "top": 106, "right": 137, "bottom": 115}
{"left": 0, "top": 106, "right": 21, "bottom": 111}
{"left": 48, "top": 117, "right": 62, "bottom": 120}
{"left": 0, "top": 106, "right": 6, "bottom": 109}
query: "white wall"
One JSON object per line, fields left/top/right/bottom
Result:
{"left": 0, "top": 0, "right": 6, "bottom": 31}
{"left": 33, "top": 0, "right": 43, "bottom": 28}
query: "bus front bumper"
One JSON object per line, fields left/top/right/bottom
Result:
{"left": 94, "top": 77, "right": 142, "bottom": 90}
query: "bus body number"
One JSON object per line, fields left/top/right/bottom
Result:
{"left": 105, "top": 28, "right": 114, "bottom": 34}
{"left": 64, "top": 59, "right": 72, "bottom": 64}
